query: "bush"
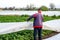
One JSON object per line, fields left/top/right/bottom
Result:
{"left": 40, "top": 6, "right": 49, "bottom": 11}
{"left": 51, "top": 15, "right": 56, "bottom": 18}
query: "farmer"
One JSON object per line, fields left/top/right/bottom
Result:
{"left": 27, "top": 9, "right": 44, "bottom": 40}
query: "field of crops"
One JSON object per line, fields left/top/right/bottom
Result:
{"left": 0, "top": 15, "right": 60, "bottom": 40}
{"left": 0, "top": 15, "right": 60, "bottom": 22}
{"left": 0, "top": 30, "right": 58, "bottom": 40}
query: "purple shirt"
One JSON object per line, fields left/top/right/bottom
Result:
{"left": 27, "top": 13, "right": 43, "bottom": 28}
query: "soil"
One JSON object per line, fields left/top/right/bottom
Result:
{"left": 42, "top": 31, "right": 59, "bottom": 39}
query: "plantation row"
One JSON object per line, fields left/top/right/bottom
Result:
{"left": 0, "top": 30, "right": 56, "bottom": 40}
{"left": 0, "top": 15, "right": 60, "bottom": 22}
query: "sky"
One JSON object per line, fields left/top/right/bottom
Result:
{"left": 0, "top": 0, "right": 60, "bottom": 8}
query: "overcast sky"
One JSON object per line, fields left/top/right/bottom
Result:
{"left": 0, "top": 0, "right": 60, "bottom": 8}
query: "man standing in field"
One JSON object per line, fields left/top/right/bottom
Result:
{"left": 27, "top": 9, "right": 43, "bottom": 40}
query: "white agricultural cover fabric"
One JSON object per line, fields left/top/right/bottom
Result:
{"left": 0, "top": 19, "right": 60, "bottom": 34}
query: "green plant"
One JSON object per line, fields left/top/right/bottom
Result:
{"left": 0, "top": 30, "right": 55, "bottom": 40}
{"left": 0, "top": 15, "right": 60, "bottom": 22}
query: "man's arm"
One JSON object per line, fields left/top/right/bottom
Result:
{"left": 27, "top": 15, "right": 33, "bottom": 22}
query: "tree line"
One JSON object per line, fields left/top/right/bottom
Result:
{"left": 0, "top": 3, "right": 60, "bottom": 11}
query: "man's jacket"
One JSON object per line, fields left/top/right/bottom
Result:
{"left": 27, "top": 13, "right": 43, "bottom": 28}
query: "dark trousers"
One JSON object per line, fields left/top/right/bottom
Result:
{"left": 34, "top": 28, "right": 42, "bottom": 40}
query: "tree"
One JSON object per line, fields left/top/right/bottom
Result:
{"left": 30, "top": 4, "right": 34, "bottom": 9}
{"left": 50, "top": 3, "right": 55, "bottom": 9}
{"left": 26, "top": 4, "right": 35, "bottom": 10}
{"left": 13, "top": 6, "right": 15, "bottom": 9}
{"left": 4, "top": 7, "right": 8, "bottom": 10}
{"left": 26, "top": 5, "right": 30, "bottom": 10}
{"left": 40, "top": 6, "right": 48, "bottom": 11}
{"left": 26, "top": 5, "right": 30, "bottom": 9}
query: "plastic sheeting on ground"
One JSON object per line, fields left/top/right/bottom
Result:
{"left": 45, "top": 33, "right": 60, "bottom": 40}
{"left": 43, "top": 19, "right": 60, "bottom": 32}
{"left": 0, "top": 19, "right": 60, "bottom": 34}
